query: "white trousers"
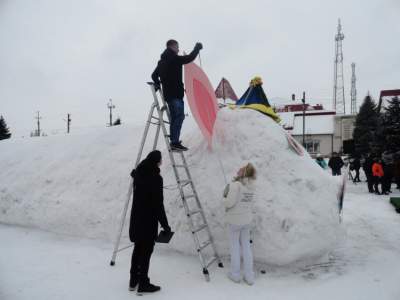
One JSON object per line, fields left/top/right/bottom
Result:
{"left": 228, "top": 224, "right": 254, "bottom": 282}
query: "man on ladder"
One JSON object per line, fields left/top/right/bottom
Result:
{"left": 151, "top": 39, "right": 203, "bottom": 151}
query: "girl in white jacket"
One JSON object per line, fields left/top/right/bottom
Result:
{"left": 222, "top": 163, "right": 256, "bottom": 285}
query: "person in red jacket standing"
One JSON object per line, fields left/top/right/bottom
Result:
{"left": 372, "top": 158, "right": 384, "bottom": 195}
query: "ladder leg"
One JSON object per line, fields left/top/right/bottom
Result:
{"left": 153, "top": 123, "right": 161, "bottom": 150}
{"left": 110, "top": 182, "right": 133, "bottom": 265}
{"left": 135, "top": 103, "right": 157, "bottom": 167}
{"left": 110, "top": 85, "right": 165, "bottom": 265}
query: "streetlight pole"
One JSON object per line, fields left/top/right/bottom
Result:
{"left": 107, "top": 99, "right": 115, "bottom": 127}
{"left": 302, "top": 91, "right": 306, "bottom": 147}
{"left": 292, "top": 92, "right": 307, "bottom": 147}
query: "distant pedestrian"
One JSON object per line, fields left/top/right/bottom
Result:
{"left": 328, "top": 152, "right": 344, "bottom": 176}
{"left": 372, "top": 158, "right": 384, "bottom": 195}
{"left": 393, "top": 153, "right": 400, "bottom": 190}
{"left": 382, "top": 151, "right": 394, "bottom": 195}
{"left": 223, "top": 163, "right": 256, "bottom": 285}
{"left": 363, "top": 154, "right": 374, "bottom": 193}
{"left": 315, "top": 154, "right": 328, "bottom": 169}
{"left": 352, "top": 156, "right": 361, "bottom": 182}
{"left": 129, "top": 150, "right": 171, "bottom": 294}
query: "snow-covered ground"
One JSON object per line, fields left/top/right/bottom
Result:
{"left": 1, "top": 109, "right": 400, "bottom": 299}
{"left": 1, "top": 183, "right": 400, "bottom": 300}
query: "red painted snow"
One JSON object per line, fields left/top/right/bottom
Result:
{"left": 184, "top": 62, "right": 218, "bottom": 148}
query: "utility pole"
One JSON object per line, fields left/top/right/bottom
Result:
{"left": 350, "top": 63, "right": 357, "bottom": 115}
{"left": 292, "top": 92, "right": 307, "bottom": 147}
{"left": 107, "top": 99, "right": 115, "bottom": 127}
{"left": 65, "top": 113, "right": 71, "bottom": 133}
{"left": 35, "top": 111, "right": 42, "bottom": 136}
{"left": 333, "top": 19, "right": 346, "bottom": 115}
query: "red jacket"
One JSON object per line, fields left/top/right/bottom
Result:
{"left": 372, "top": 163, "right": 384, "bottom": 177}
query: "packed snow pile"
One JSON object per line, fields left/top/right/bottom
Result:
{"left": 163, "top": 108, "right": 343, "bottom": 265}
{"left": 0, "top": 108, "right": 342, "bottom": 266}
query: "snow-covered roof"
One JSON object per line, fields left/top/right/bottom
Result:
{"left": 278, "top": 111, "right": 335, "bottom": 135}
{"left": 291, "top": 114, "right": 334, "bottom": 135}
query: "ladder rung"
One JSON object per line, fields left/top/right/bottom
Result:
{"left": 198, "top": 240, "right": 212, "bottom": 252}
{"left": 192, "top": 224, "right": 207, "bottom": 234}
{"left": 150, "top": 116, "right": 170, "bottom": 124}
{"left": 183, "top": 194, "right": 195, "bottom": 200}
{"left": 206, "top": 256, "right": 218, "bottom": 268}
{"left": 174, "top": 164, "right": 186, "bottom": 168}
{"left": 188, "top": 209, "right": 201, "bottom": 216}
{"left": 178, "top": 180, "right": 191, "bottom": 186}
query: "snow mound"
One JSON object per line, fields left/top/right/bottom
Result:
{"left": 162, "top": 108, "right": 342, "bottom": 265}
{"left": 0, "top": 109, "right": 342, "bottom": 266}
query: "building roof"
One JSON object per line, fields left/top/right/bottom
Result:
{"left": 378, "top": 89, "right": 400, "bottom": 112}
{"left": 279, "top": 111, "right": 335, "bottom": 135}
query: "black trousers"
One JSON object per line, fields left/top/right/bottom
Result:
{"left": 366, "top": 174, "right": 374, "bottom": 192}
{"left": 373, "top": 176, "right": 381, "bottom": 194}
{"left": 332, "top": 169, "right": 342, "bottom": 176}
{"left": 382, "top": 170, "right": 393, "bottom": 193}
{"left": 353, "top": 169, "right": 360, "bottom": 182}
{"left": 130, "top": 240, "right": 155, "bottom": 283}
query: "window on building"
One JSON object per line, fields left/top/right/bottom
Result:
{"left": 305, "top": 140, "right": 320, "bottom": 154}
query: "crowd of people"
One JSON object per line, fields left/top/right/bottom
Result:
{"left": 315, "top": 151, "right": 400, "bottom": 195}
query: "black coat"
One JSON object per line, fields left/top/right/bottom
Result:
{"left": 328, "top": 156, "right": 344, "bottom": 171}
{"left": 151, "top": 47, "right": 200, "bottom": 101}
{"left": 352, "top": 158, "right": 361, "bottom": 170}
{"left": 129, "top": 160, "right": 169, "bottom": 243}
{"left": 363, "top": 157, "right": 373, "bottom": 176}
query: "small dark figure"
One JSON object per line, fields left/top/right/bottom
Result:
{"left": 393, "top": 153, "right": 400, "bottom": 190}
{"left": 328, "top": 152, "right": 344, "bottom": 176}
{"left": 363, "top": 154, "right": 374, "bottom": 193}
{"left": 382, "top": 152, "right": 394, "bottom": 195}
{"left": 372, "top": 158, "right": 384, "bottom": 195}
{"left": 151, "top": 39, "right": 203, "bottom": 151}
{"left": 352, "top": 156, "right": 361, "bottom": 182}
{"left": 129, "top": 150, "right": 171, "bottom": 294}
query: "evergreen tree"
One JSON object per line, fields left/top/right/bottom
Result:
{"left": 0, "top": 115, "right": 11, "bottom": 140}
{"left": 382, "top": 96, "right": 400, "bottom": 152}
{"left": 353, "top": 95, "right": 379, "bottom": 155}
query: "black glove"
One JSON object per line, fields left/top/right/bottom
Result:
{"left": 194, "top": 42, "right": 203, "bottom": 51}
{"left": 154, "top": 82, "right": 161, "bottom": 92}
{"left": 163, "top": 225, "right": 171, "bottom": 233}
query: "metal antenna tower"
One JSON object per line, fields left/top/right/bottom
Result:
{"left": 350, "top": 62, "right": 357, "bottom": 114}
{"left": 333, "top": 19, "right": 346, "bottom": 114}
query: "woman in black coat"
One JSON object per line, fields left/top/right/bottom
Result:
{"left": 129, "top": 150, "right": 170, "bottom": 294}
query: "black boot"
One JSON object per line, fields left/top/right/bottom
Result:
{"left": 170, "top": 142, "right": 188, "bottom": 151}
{"left": 137, "top": 282, "right": 161, "bottom": 295}
{"left": 129, "top": 276, "right": 139, "bottom": 291}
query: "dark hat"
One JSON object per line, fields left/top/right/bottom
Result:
{"left": 146, "top": 150, "right": 162, "bottom": 165}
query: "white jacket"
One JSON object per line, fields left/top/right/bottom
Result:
{"left": 222, "top": 180, "right": 254, "bottom": 226}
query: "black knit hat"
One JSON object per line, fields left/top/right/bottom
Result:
{"left": 146, "top": 150, "right": 162, "bottom": 165}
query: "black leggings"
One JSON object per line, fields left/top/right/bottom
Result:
{"left": 373, "top": 176, "right": 381, "bottom": 194}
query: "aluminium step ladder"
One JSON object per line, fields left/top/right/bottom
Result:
{"left": 109, "top": 82, "right": 223, "bottom": 281}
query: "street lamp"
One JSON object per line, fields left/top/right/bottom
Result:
{"left": 292, "top": 92, "right": 306, "bottom": 147}
{"left": 107, "top": 99, "right": 115, "bottom": 127}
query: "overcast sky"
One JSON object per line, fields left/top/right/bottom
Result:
{"left": 1, "top": 0, "right": 399, "bottom": 137}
